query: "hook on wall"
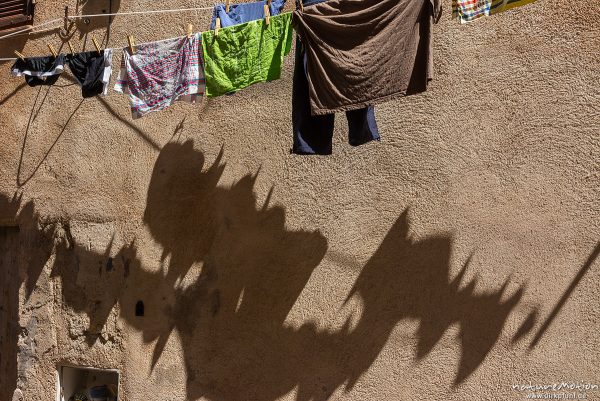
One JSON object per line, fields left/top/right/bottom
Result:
{"left": 64, "top": 6, "right": 69, "bottom": 31}
{"left": 59, "top": 6, "right": 76, "bottom": 40}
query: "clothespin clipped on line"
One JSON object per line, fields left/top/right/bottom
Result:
{"left": 14, "top": 50, "right": 26, "bottom": 62}
{"left": 214, "top": 18, "right": 221, "bottom": 36}
{"left": 225, "top": 0, "right": 230, "bottom": 13}
{"left": 91, "top": 36, "right": 102, "bottom": 54}
{"left": 67, "top": 40, "right": 75, "bottom": 54}
{"left": 127, "top": 34, "right": 137, "bottom": 54}
{"left": 187, "top": 23, "right": 193, "bottom": 38}
{"left": 47, "top": 43, "right": 58, "bottom": 58}
{"left": 264, "top": 4, "right": 270, "bottom": 25}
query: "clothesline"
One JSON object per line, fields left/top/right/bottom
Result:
{"left": 0, "top": 4, "right": 218, "bottom": 48}
{"left": 5, "top": 0, "right": 539, "bottom": 154}
{"left": 0, "top": 18, "right": 63, "bottom": 42}
{"left": 66, "top": 6, "right": 215, "bottom": 20}
{"left": 0, "top": 34, "right": 197, "bottom": 61}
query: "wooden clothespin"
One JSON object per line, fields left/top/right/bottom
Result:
{"left": 214, "top": 18, "right": 221, "bottom": 36}
{"left": 91, "top": 36, "right": 102, "bottom": 54}
{"left": 14, "top": 50, "right": 26, "bottom": 62}
{"left": 67, "top": 40, "right": 75, "bottom": 54}
{"left": 47, "top": 43, "right": 58, "bottom": 58}
{"left": 187, "top": 23, "right": 193, "bottom": 38}
{"left": 225, "top": 0, "right": 231, "bottom": 13}
{"left": 127, "top": 34, "right": 136, "bottom": 54}
{"left": 299, "top": 0, "right": 304, "bottom": 12}
{"left": 264, "top": 4, "right": 271, "bottom": 25}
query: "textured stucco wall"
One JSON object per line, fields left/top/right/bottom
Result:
{"left": 0, "top": 0, "right": 599, "bottom": 400}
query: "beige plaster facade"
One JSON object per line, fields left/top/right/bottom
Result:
{"left": 0, "top": 0, "right": 599, "bottom": 400}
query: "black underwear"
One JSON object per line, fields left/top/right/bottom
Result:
{"left": 11, "top": 54, "right": 66, "bottom": 87}
{"left": 67, "top": 50, "right": 110, "bottom": 98}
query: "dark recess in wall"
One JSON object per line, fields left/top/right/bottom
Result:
{"left": 0, "top": 225, "right": 20, "bottom": 401}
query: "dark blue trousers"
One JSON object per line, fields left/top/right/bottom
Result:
{"left": 291, "top": 0, "right": 380, "bottom": 155}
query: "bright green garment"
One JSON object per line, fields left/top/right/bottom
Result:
{"left": 202, "top": 12, "right": 293, "bottom": 97}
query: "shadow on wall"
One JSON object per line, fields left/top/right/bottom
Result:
{"left": 5, "top": 141, "right": 582, "bottom": 399}
{"left": 528, "top": 241, "right": 600, "bottom": 349}
{"left": 74, "top": 0, "right": 121, "bottom": 44}
{"left": 0, "top": 193, "right": 56, "bottom": 299}
{"left": 0, "top": 197, "right": 20, "bottom": 401}
{"left": 132, "top": 140, "right": 331, "bottom": 381}
{"left": 118, "top": 141, "right": 534, "bottom": 399}
{"left": 6, "top": 73, "right": 160, "bottom": 189}
{"left": 346, "top": 213, "right": 526, "bottom": 388}
{"left": 16, "top": 82, "right": 84, "bottom": 187}
{"left": 0, "top": 35, "right": 27, "bottom": 60}
{"left": 0, "top": 193, "right": 140, "bottom": 357}
{"left": 0, "top": 0, "right": 121, "bottom": 60}
{"left": 0, "top": 193, "right": 67, "bottom": 400}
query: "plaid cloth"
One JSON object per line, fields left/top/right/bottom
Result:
{"left": 114, "top": 33, "right": 205, "bottom": 119}
{"left": 452, "top": 0, "right": 537, "bottom": 23}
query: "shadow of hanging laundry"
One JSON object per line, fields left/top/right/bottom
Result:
{"left": 116, "top": 142, "right": 533, "bottom": 399}
{"left": 1, "top": 141, "right": 545, "bottom": 399}
{"left": 529, "top": 242, "right": 600, "bottom": 349}
{"left": 16, "top": 91, "right": 84, "bottom": 187}
{"left": 343, "top": 210, "right": 529, "bottom": 388}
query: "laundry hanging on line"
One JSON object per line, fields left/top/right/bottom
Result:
{"left": 11, "top": 54, "right": 66, "bottom": 86}
{"left": 452, "top": 0, "right": 537, "bottom": 23}
{"left": 113, "top": 2, "right": 292, "bottom": 114}
{"left": 210, "top": 0, "right": 286, "bottom": 29}
{"left": 291, "top": 35, "right": 380, "bottom": 155}
{"left": 293, "top": 0, "right": 441, "bottom": 115}
{"left": 291, "top": 0, "right": 380, "bottom": 156}
{"left": 112, "top": 11, "right": 293, "bottom": 116}
{"left": 67, "top": 50, "right": 113, "bottom": 97}
{"left": 6, "top": 0, "right": 291, "bottom": 103}
{"left": 5, "top": 0, "right": 538, "bottom": 155}
{"left": 114, "top": 34, "right": 205, "bottom": 119}
{"left": 6, "top": 0, "right": 430, "bottom": 156}
{"left": 6, "top": 0, "right": 439, "bottom": 156}
{"left": 5, "top": 0, "right": 538, "bottom": 111}
{"left": 11, "top": 50, "right": 113, "bottom": 97}
{"left": 202, "top": 12, "right": 293, "bottom": 98}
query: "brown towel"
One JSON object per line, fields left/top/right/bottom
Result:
{"left": 293, "top": 0, "right": 441, "bottom": 115}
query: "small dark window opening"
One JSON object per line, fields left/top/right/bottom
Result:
{"left": 135, "top": 301, "right": 144, "bottom": 317}
{"left": 0, "top": 0, "right": 34, "bottom": 32}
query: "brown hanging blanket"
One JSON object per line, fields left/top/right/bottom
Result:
{"left": 293, "top": 0, "right": 441, "bottom": 115}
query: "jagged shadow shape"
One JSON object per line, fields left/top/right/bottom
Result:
{"left": 119, "top": 146, "right": 531, "bottom": 399}
{"left": 0, "top": 193, "right": 56, "bottom": 299}
{"left": 344, "top": 211, "right": 529, "bottom": 389}
{"left": 0, "top": 82, "right": 27, "bottom": 106}
{"left": 2, "top": 150, "right": 549, "bottom": 400}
